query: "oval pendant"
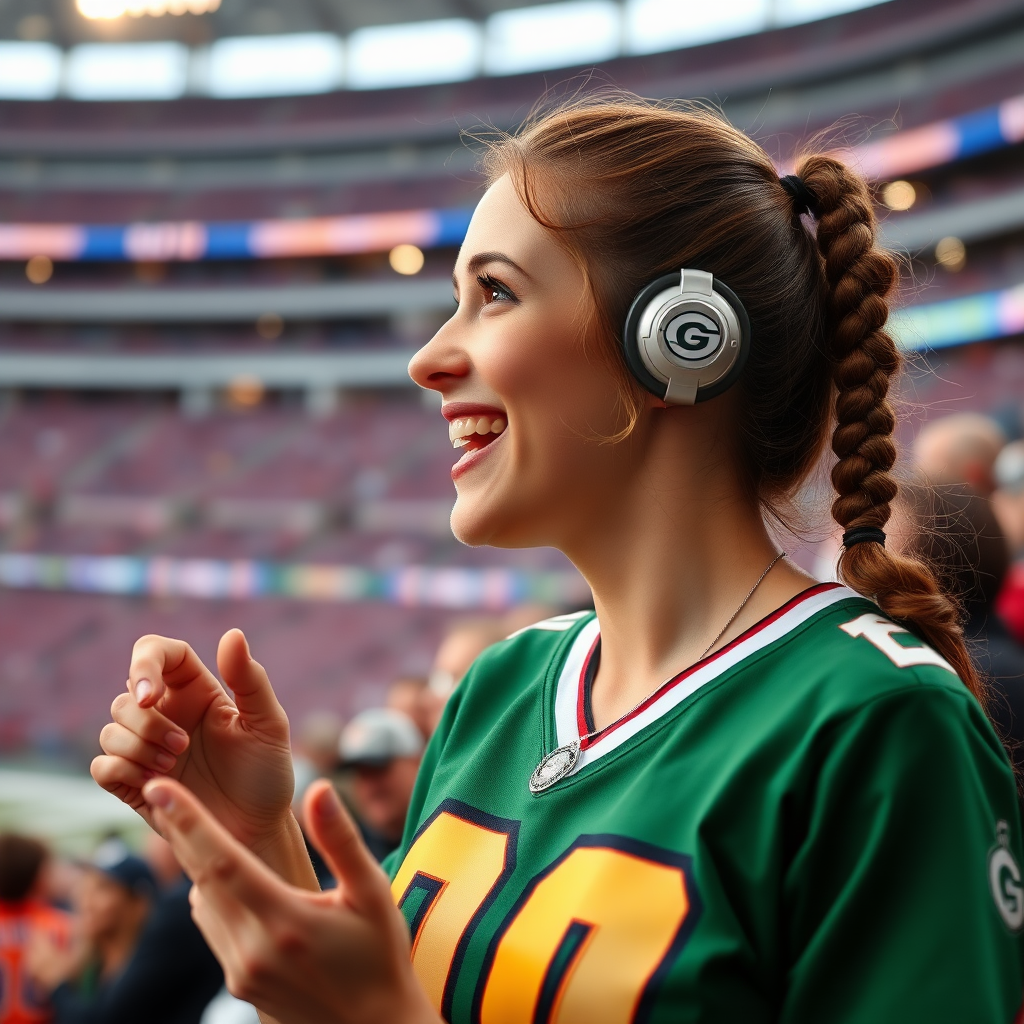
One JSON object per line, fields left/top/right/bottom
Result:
{"left": 529, "top": 740, "right": 580, "bottom": 794}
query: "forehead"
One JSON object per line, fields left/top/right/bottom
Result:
{"left": 455, "top": 174, "right": 577, "bottom": 282}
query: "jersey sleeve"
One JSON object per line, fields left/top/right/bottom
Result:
{"left": 781, "top": 682, "right": 1024, "bottom": 1024}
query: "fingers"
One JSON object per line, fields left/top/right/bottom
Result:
{"left": 303, "top": 781, "right": 391, "bottom": 914}
{"left": 129, "top": 634, "right": 220, "bottom": 711}
{"left": 90, "top": 755, "right": 155, "bottom": 827}
{"left": 144, "top": 778, "right": 277, "bottom": 916}
{"left": 100, "top": 722, "right": 179, "bottom": 774}
{"left": 91, "top": 750, "right": 155, "bottom": 793}
{"left": 216, "top": 630, "right": 287, "bottom": 734}
{"left": 109, "top": 692, "right": 189, "bottom": 755}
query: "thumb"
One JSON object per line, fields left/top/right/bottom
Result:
{"left": 304, "top": 781, "right": 391, "bottom": 913}
{"left": 216, "top": 629, "right": 286, "bottom": 732}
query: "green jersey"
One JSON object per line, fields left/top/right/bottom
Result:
{"left": 386, "top": 584, "right": 1024, "bottom": 1023}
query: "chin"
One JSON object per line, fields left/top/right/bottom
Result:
{"left": 449, "top": 492, "right": 549, "bottom": 550}
{"left": 449, "top": 497, "right": 499, "bottom": 548}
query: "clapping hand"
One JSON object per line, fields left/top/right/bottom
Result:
{"left": 92, "top": 629, "right": 313, "bottom": 884}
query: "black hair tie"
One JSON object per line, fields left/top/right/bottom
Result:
{"left": 842, "top": 527, "right": 886, "bottom": 549}
{"left": 780, "top": 174, "right": 819, "bottom": 218}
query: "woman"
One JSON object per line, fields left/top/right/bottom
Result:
{"left": 92, "top": 97, "right": 1024, "bottom": 1023}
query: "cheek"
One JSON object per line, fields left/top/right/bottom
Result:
{"left": 484, "top": 315, "right": 624, "bottom": 440}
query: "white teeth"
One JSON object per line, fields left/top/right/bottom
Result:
{"left": 448, "top": 414, "right": 508, "bottom": 448}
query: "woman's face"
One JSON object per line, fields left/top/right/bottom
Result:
{"left": 409, "top": 174, "right": 644, "bottom": 550}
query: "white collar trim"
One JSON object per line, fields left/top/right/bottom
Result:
{"left": 553, "top": 584, "right": 858, "bottom": 774}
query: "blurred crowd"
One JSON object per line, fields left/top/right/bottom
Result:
{"left": 2, "top": 410, "right": 1024, "bottom": 1024}
{"left": 0, "top": 604, "right": 557, "bottom": 1024}
{"left": 908, "top": 412, "right": 1024, "bottom": 771}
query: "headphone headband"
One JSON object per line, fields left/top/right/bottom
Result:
{"left": 622, "top": 269, "right": 750, "bottom": 405}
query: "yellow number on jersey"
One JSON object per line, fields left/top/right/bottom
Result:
{"left": 479, "top": 838, "right": 697, "bottom": 1024}
{"left": 391, "top": 800, "right": 518, "bottom": 1016}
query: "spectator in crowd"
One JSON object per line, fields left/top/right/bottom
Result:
{"left": 338, "top": 708, "right": 424, "bottom": 862}
{"left": 414, "top": 609, "right": 577, "bottom": 737}
{"left": 994, "top": 440, "right": 1024, "bottom": 556}
{"left": 290, "top": 712, "right": 346, "bottom": 890}
{"left": 429, "top": 617, "right": 507, "bottom": 697}
{"left": 913, "top": 412, "right": 1005, "bottom": 495}
{"left": 28, "top": 838, "right": 222, "bottom": 1024}
{"left": 994, "top": 440, "right": 1024, "bottom": 644}
{"left": 0, "top": 833, "right": 70, "bottom": 1024}
{"left": 292, "top": 711, "right": 343, "bottom": 780}
{"left": 906, "top": 484, "right": 1024, "bottom": 774}
{"left": 386, "top": 676, "right": 434, "bottom": 740}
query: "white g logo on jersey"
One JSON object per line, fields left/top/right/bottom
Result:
{"left": 989, "top": 821, "right": 1024, "bottom": 931}
{"left": 663, "top": 312, "right": 722, "bottom": 361}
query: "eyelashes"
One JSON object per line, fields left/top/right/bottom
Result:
{"left": 477, "top": 274, "right": 518, "bottom": 304}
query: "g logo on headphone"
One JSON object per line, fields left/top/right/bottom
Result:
{"left": 622, "top": 268, "right": 751, "bottom": 406}
{"left": 663, "top": 312, "right": 722, "bottom": 361}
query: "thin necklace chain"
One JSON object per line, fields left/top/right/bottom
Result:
{"left": 579, "top": 551, "right": 786, "bottom": 744}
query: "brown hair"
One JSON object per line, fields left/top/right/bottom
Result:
{"left": 479, "top": 93, "right": 983, "bottom": 703}
{"left": 0, "top": 833, "right": 48, "bottom": 902}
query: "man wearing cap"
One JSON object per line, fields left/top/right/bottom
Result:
{"left": 27, "top": 839, "right": 221, "bottom": 1024}
{"left": 338, "top": 708, "right": 424, "bottom": 862}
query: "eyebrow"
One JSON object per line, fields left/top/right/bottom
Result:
{"left": 452, "top": 251, "right": 533, "bottom": 289}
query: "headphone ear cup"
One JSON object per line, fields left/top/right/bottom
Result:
{"left": 690, "top": 278, "right": 750, "bottom": 403}
{"left": 622, "top": 273, "right": 681, "bottom": 398}
{"left": 621, "top": 272, "right": 751, "bottom": 404}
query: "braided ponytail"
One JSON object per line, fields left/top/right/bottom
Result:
{"left": 797, "top": 155, "right": 984, "bottom": 703}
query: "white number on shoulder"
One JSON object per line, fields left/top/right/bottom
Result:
{"left": 839, "top": 613, "right": 956, "bottom": 674}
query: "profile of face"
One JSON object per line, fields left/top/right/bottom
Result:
{"left": 77, "top": 870, "right": 147, "bottom": 946}
{"left": 409, "top": 174, "right": 655, "bottom": 551}
{"left": 352, "top": 757, "right": 421, "bottom": 843}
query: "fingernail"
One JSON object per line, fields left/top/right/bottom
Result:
{"left": 146, "top": 785, "right": 173, "bottom": 810}
{"left": 164, "top": 730, "right": 188, "bottom": 754}
{"left": 135, "top": 680, "right": 153, "bottom": 705}
{"left": 154, "top": 751, "right": 176, "bottom": 772}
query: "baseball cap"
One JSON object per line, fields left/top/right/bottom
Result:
{"left": 338, "top": 708, "right": 424, "bottom": 768}
{"left": 91, "top": 838, "right": 158, "bottom": 899}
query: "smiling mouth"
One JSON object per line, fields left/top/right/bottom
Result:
{"left": 448, "top": 414, "right": 507, "bottom": 454}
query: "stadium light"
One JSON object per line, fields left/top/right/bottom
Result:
{"left": 484, "top": 1, "right": 621, "bottom": 76}
{"left": 204, "top": 34, "right": 344, "bottom": 98}
{"left": 389, "top": 245, "right": 426, "bottom": 275}
{"left": 65, "top": 42, "right": 189, "bottom": 100}
{"left": 77, "top": 0, "right": 221, "bottom": 19}
{"left": 935, "top": 236, "right": 967, "bottom": 272}
{"left": 25, "top": 257, "right": 54, "bottom": 286}
{"left": 881, "top": 180, "right": 916, "bottom": 211}
{"left": 347, "top": 20, "right": 480, "bottom": 89}
{"left": 0, "top": 42, "right": 62, "bottom": 100}
{"left": 625, "top": 0, "right": 767, "bottom": 54}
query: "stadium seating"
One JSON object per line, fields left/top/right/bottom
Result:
{"left": 2, "top": 0, "right": 1024, "bottom": 762}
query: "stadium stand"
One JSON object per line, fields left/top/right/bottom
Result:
{"left": 1, "top": 0, "right": 1023, "bottom": 760}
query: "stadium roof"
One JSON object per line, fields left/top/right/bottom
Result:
{"left": 0, "top": 0, "right": 897, "bottom": 100}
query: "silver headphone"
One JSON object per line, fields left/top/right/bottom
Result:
{"left": 622, "top": 269, "right": 750, "bottom": 405}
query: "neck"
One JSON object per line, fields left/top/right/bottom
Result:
{"left": 560, "top": 413, "right": 813, "bottom": 730}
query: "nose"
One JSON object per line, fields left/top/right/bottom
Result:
{"left": 408, "top": 316, "right": 471, "bottom": 395}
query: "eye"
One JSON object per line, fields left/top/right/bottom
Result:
{"left": 478, "top": 274, "right": 518, "bottom": 305}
